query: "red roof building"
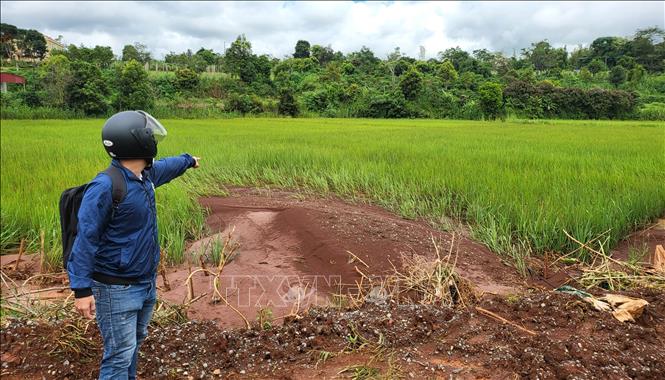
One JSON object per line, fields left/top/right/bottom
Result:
{"left": 0, "top": 72, "right": 26, "bottom": 93}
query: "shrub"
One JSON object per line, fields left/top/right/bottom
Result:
{"left": 399, "top": 68, "right": 423, "bottom": 100}
{"left": 174, "top": 68, "right": 199, "bottom": 91}
{"left": 115, "top": 60, "right": 154, "bottom": 111}
{"left": 226, "top": 93, "right": 263, "bottom": 114}
{"left": 478, "top": 82, "right": 504, "bottom": 120}
{"left": 637, "top": 102, "right": 665, "bottom": 120}
{"left": 278, "top": 90, "right": 298, "bottom": 117}
{"left": 358, "top": 93, "right": 409, "bottom": 118}
{"left": 65, "top": 61, "right": 109, "bottom": 116}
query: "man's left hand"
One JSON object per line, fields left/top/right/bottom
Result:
{"left": 192, "top": 156, "right": 201, "bottom": 168}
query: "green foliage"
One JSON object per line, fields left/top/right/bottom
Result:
{"left": 39, "top": 55, "right": 72, "bottom": 107}
{"left": 16, "top": 29, "right": 47, "bottom": 60}
{"left": 587, "top": 58, "right": 607, "bottom": 74}
{"left": 174, "top": 67, "right": 199, "bottom": 91}
{"left": 293, "top": 40, "right": 311, "bottom": 59}
{"left": 115, "top": 60, "right": 154, "bottom": 111}
{"left": 609, "top": 65, "right": 627, "bottom": 87}
{"left": 311, "top": 44, "right": 335, "bottom": 66}
{"left": 579, "top": 67, "right": 593, "bottom": 83}
{"left": 278, "top": 90, "right": 298, "bottom": 116}
{"left": 359, "top": 92, "right": 410, "bottom": 118}
{"left": 637, "top": 102, "right": 665, "bottom": 120}
{"left": 628, "top": 64, "right": 647, "bottom": 83}
{"left": 2, "top": 26, "right": 663, "bottom": 121}
{"left": 478, "top": 82, "right": 504, "bottom": 120}
{"left": 399, "top": 68, "right": 423, "bottom": 100}
{"left": 522, "top": 40, "right": 567, "bottom": 71}
{"left": 226, "top": 93, "right": 263, "bottom": 115}
{"left": 225, "top": 34, "right": 255, "bottom": 82}
{"left": 195, "top": 48, "right": 218, "bottom": 65}
{"left": 122, "top": 43, "right": 151, "bottom": 64}
{"left": 1, "top": 23, "right": 19, "bottom": 59}
{"left": 65, "top": 61, "right": 109, "bottom": 115}
{"left": 61, "top": 45, "right": 114, "bottom": 68}
{"left": 438, "top": 60, "right": 458, "bottom": 86}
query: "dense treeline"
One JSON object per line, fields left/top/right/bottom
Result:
{"left": 1, "top": 23, "right": 664, "bottom": 120}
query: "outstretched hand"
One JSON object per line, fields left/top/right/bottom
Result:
{"left": 192, "top": 156, "right": 201, "bottom": 168}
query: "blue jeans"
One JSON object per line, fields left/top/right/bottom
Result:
{"left": 92, "top": 280, "right": 156, "bottom": 380}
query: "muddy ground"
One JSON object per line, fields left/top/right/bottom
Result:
{"left": 1, "top": 187, "right": 664, "bottom": 379}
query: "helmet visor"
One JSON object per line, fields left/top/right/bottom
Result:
{"left": 139, "top": 111, "right": 167, "bottom": 142}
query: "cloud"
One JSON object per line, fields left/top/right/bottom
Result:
{"left": 1, "top": 1, "right": 662, "bottom": 59}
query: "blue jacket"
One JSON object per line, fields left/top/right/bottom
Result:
{"left": 67, "top": 154, "right": 196, "bottom": 297}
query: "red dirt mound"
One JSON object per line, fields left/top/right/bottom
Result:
{"left": 158, "top": 187, "right": 523, "bottom": 328}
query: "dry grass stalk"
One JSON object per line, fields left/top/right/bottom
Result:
{"left": 39, "top": 230, "right": 45, "bottom": 274}
{"left": 564, "top": 230, "right": 665, "bottom": 290}
{"left": 347, "top": 250, "right": 369, "bottom": 268}
{"left": 390, "top": 234, "right": 473, "bottom": 307}
{"left": 158, "top": 253, "right": 171, "bottom": 291}
{"left": 12, "top": 239, "right": 25, "bottom": 271}
{"left": 475, "top": 306, "right": 537, "bottom": 336}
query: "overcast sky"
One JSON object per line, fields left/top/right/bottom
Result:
{"left": 1, "top": 1, "right": 663, "bottom": 59}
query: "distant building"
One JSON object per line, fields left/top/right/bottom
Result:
{"left": 7, "top": 32, "right": 65, "bottom": 61}
{"left": 44, "top": 35, "right": 66, "bottom": 56}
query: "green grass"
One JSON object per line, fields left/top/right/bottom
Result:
{"left": 1, "top": 118, "right": 664, "bottom": 269}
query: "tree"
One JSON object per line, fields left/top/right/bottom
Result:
{"left": 579, "top": 67, "right": 593, "bottom": 83}
{"left": 311, "top": 44, "right": 334, "bottom": 66}
{"left": 628, "top": 64, "right": 646, "bottom": 83}
{"left": 0, "top": 23, "right": 18, "bottom": 59}
{"left": 628, "top": 27, "right": 665, "bottom": 73}
{"left": 399, "top": 67, "right": 423, "bottom": 100}
{"left": 478, "top": 82, "right": 504, "bottom": 120}
{"left": 195, "top": 48, "right": 218, "bottom": 65}
{"left": 39, "top": 55, "right": 72, "bottom": 107}
{"left": 17, "top": 29, "right": 47, "bottom": 60}
{"left": 521, "top": 40, "right": 567, "bottom": 71}
{"left": 609, "top": 65, "right": 627, "bottom": 87}
{"left": 174, "top": 67, "right": 199, "bottom": 91}
{"left": 590, "top": 36, "right": 625, "bottom": 68}
{"left": 293, "top": 40, "right": 311, "bottom": 58}
{"left": 348, "top": 46, "right": 380, "bottom": 73}
{"left": 65, "top": 61, "right": 109, "bottom": 115}
{"left": 438, "top": 60, "right": 458, "bottom": 86}
{"left": 116, "top": 60, "right": 154, "bottom": 110}
{"left": 278, "top": 90, "right": 298, "bottom": 116}
{"left": 122, "top": 43, "right": 151, "bottom": 64}
{"left": 66, "top": 44, "right": 114, "bottom": 68}
{"left": 225, "top": 34, "right": 254, "bottom": 82}
{"left": 587, "top": 58, "right": 606, "bottom": 74}
{"left": 122, "top": 44, "right": 140, "bottom": 62}
{"left": 569, "top": 46, "right": 592, "bottom": 69}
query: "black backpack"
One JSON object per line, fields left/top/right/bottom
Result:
{"left": 59, "top": 166, "right": 127, "bottom": 269}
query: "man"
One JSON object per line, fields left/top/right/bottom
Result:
{"left": 67, "top": 110, "right": 199, "bottom": 380}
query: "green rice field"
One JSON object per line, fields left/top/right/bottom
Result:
{"left": 1, "top": 118, "right": 664, "bottom": 269}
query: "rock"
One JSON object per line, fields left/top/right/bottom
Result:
{"left": 213, "top": 369, "right": 221, "bottom": 376}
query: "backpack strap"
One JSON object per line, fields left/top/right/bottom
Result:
{"left": 102, "top": 165, "right": 127, "bottom": 208}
